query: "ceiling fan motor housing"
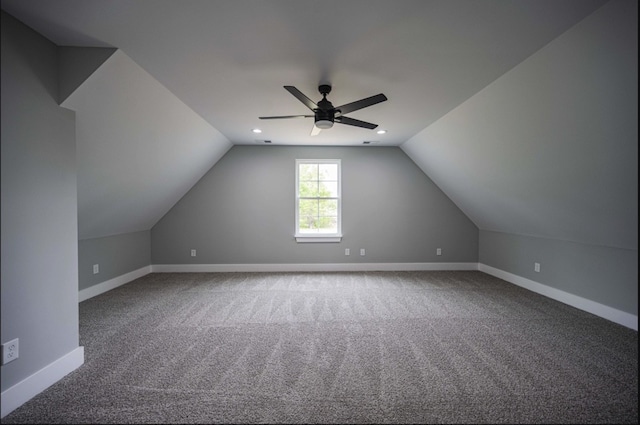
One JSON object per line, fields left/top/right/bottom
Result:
{"left": 315, "top": 111, "right": 334, "bottom": 128}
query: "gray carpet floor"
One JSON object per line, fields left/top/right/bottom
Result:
{"left": 2, "top": 271, "right": 637, "bottom": 424}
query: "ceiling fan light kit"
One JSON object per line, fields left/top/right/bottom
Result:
{"left": 259, "top": 84, "right": 387, "bottom": 136}
{"left": 315, "top": 119, "right": 333, "bottom": 129}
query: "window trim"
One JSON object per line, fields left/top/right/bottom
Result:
{"left": 295, "top": 159, "right": 342, "bottom": 243}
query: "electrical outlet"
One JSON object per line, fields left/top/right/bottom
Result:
{"left": 534, "top": 262, "right": 541, "bottom": 272}
{"left": 360, "top": 248, "right": 365, "bottom": 256}
{"left": 93, "top": 264, "right": 99, "bottom": 274}
{"left": 2, "top": 338, "right": 19, "bottom": 365}
{"left": 436, "top": 248, "right": 442, "bottom": 256}
{"left": 345, "top": 248, "right": 350, "bottom": 256}
{"left": 191, "top": 249, "right": 196, "bottom": 257}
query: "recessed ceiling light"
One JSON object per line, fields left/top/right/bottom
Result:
{"left": 376, "top": 129, "right": 387, "bottom": 135}
{"left": 252, "top": 128, "right": 262, "bottom": 133}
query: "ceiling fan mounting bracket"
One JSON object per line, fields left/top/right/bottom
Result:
{"left": 318, "top": 84, "right": 332, "bottom": 95}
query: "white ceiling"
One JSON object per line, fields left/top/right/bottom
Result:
{"left": 3, "top": 0, "right": 636, "bottom": 251}
{"left": 0, "top": 0, "right": 608, "bottom": 146}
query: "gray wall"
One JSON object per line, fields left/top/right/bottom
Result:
{"left": 78, "top": 230, "right": 151, "bottom": 290}
{"left": 480, "top": 230, "right": 638, "bottom": 315}
{"left": 152, "top": 146, "right": 478, "bottom": 264}
{"left": 1, "top": 11, "right": 79, "bottom": 392}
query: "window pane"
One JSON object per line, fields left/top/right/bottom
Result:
{"left": 319, "top": 163, "right": 337, "bottom": 181}
{"left": 299, "top": 216, "right": 316, "bottom": 231}
{"left": 318, "top": 199, "right": 337, "bottom": 216}
{"left": 316, "top": 216, "right": 337, "bottom": 233}
{"left": 299, "top": 199, "right": 318, "bottom": 217}
{"left": 299, "top": 163, "right": 318, "bottom": 181}
{"left": 318, "top": 181, "right": 338, "bottom": 197}
{"left": 299, "top": 181, "right": 318, "bottom": 197}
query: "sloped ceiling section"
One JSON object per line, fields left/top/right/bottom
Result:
{"left": 402, "top": 0, "right": 638, "bottom": 250}
{"left": 61, "top": 49, "right": 233, "bottom": 240}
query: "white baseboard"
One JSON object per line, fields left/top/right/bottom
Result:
{"left": 79, "top": 265, "right": 152, "bottom": 302}
{"left": 479, "top": 263, "right": 638, "bottom": 331}
{"left": 151, "top": 262, "right": 479, "bottom": 273}
{"left": 1, "top": 346, "right": 84, "bottom": 418}
{"left": 80, "top": 263, "right": 636, "bottom": 330}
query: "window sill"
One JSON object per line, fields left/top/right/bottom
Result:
{"left": 295, "top": 234, "right": 342, "bottom": 243}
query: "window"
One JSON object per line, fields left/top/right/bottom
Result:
{"left": 295, "top": 159, "right": 342, "bottom": 242}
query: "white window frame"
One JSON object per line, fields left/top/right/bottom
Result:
{"left": 295, "top": 159, "right": 342, "bottom": 243}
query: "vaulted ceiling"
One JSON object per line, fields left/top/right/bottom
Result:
{"left": 1, "top": 0, "right": 636, "bottom": 250}
{"left": 1, "top": 0, "right": 608, "bottom": 146}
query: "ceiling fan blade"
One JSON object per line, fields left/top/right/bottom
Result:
{"left": 335, "top": 93, "right": 387, "bottom": 115}
{"left": 259, "top": 115, "right": 314, "bottom": 119}
{"left": 310, "top": 125, "right": 322, "bottom": 136}
{"left": 335, "top": 116, "right": 378, "bottom": 130}
{"left": 284, "top": 86, "right": 317, "bottom": 111}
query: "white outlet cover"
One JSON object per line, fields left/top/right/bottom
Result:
{"left": 2, "top": 338, "right": 19, "bottom": 365}
{"left": 93, "top": 264, "right": 99, "bottom": 274}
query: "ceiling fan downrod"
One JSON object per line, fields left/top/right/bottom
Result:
{"left": 315, "top": 85, "right": 335, "bottom": 128}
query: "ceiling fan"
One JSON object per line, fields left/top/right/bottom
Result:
{"left": 259, "top": 85, "right": 387, "bottom": 136}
